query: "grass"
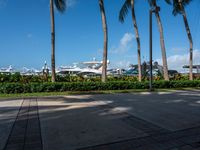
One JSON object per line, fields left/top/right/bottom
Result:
{"left": 0, "top": 88, "right": 198, "bottom": 99}
{"left": 0, "top": 89, "right": 146, "bottom": 99}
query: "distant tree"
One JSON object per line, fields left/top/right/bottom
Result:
{"left": 119, "top": 0, "right": 142, "bottom": 82}
{"left": 148, "top": 0, "right": 169, "bottom": 81}
{"left": 142, "top": 61, "right": 147, "bottom": 77}
{"left": 166, "top": 0, "right": 193, "bottom": 80}
{"left": 99, "top": 0, "right": 108, "bottom": 82}
{"left": 50, "top": 0, "right": 66, "bottom": 82}
{"left": 129, "top": 64, "right": 135, "bottom": 69}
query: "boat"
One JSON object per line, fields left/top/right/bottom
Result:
{"left": 57, "top": 58, "right": 109, "bottom": 77}
{"left": 20, "top": 67, "right": 41, "bottom": 76}
{"left": 0, "top": 65, "right": 15, "bottom": 74}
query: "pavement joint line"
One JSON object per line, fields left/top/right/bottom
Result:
{"left": 37, "top": 98, "right": 43, "bottom": 150}
{"left": 78, "top": 97, "right": 200, "bottom": 150}
{"left": 3, "top": 95, "right": 200, "bottom": 150}
{"left": 24, "top": 98, "right": 43, "bottom": 150}
{"left": 77, "top": 127, "right": 198, "bottom": 150}
{"left": 22, "top": 99, "right": 31, "bottom": 150}
{"left": 96, "top": 99, "right": 170, "bottom": 135}
{"left": 4, "top": 99, "right": 30, "bottom": 150}
{"left": 34, "top": 98, "right": 43, "bottom": 149}
{"left": 77, "top": 126, "right": 200, "bottom": 150}
{"left": 3, "top": 98, "right": 43, "bottom": 150}
{"left": 3, "top": 99, "right": 25, "bottom": 150}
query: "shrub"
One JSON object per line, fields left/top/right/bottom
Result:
{"left": 1, "top": 73, "right": 200, "bottom": 83}
{"left": 0, "top": 80, "right": 200, "bottom": 94}
{"left": 0, "top": 73, "right": 11, "bottom": 82}
{"left": 172, "top": 74, "right": 189, "bottom": 80}
{"left": 9, "top": 72, "right": 21, "bottom": 82}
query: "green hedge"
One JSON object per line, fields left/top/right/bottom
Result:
{"left": 0, "top": 80, "right": 200, "bottom": 94}
{"left": 2, "top": 72, "right": 199, "bottom": 83}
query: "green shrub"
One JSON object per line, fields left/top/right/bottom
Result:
{"left": 10, "top": 72, "right": 21, "bottom": 82}
{"left": 1, "top": 73, "right": 200, "bottom": 83}
{"left": 0, "top": 80, "right": 200, "bottom": 94}
{"left": 171, "top": 74, "right": 189, "bottom": 80}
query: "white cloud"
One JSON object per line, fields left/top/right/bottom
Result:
{"left": 120, "top": 33, "right": 134, "bottom": 46}
{"left": 110, "top": 33, "right": 134, "bottom": 54}
{"left": 96, "top": 33, "right": 136, "bottom": 69}
{"left": 113, "top": 60, "right": 131, "bottom": 68}
{"left": 110, "top": 54, "right": 137, "bottom": 69}
{"left": 156, "top": 49, "right": 200, "bottom": 72}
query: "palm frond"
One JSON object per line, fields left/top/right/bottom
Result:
{"left": 119, "top": 0, "right": 131, "bottom": 23}
{"left": 148, "top": 0, "right": 156, "bottom": 7}
{"left": 182, "top": 0, "right": 192, "bottom": 7}
{"left": 54, "top": 0, "right": 66, "bottom": 13}
{"left": 172, "top": 0, "right": 181, "bottom": 15}
{"left": 164, "top": 0, "right": 171, "bottom": 5}
{"left": 166, "top": 0, "right": 192, "bottom": 16}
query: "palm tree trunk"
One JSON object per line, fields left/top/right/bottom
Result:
{"left": 50, "top": 0, "right": 56, "bottom": 82}
{"left": 154, "top": 12, "right": 169, "bottom": 81}
{"left": 99, "top": 0, "right": 108, "bottom": 82}
{"left": 179, "top": 2, "right": 193, "bottom": 80}
{"left": 131, "top": 0, "right": 142, "bottom": 82}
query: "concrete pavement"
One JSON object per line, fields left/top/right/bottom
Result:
{"left": 0, "top": 99, "right": 23, "bottom": 150}
{"left": 1, "top": 90, "right": 200, "bottom": 150}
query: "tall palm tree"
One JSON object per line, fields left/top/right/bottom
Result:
{"left": 50, "top": 0, "right": 66, "bottom": 82}
{"left": 148, "top": 0, "right": 169, "bottom": 81}
{"left": 166, "top": 0, "right": 193, "bottom": 80}
{"left": 99, "top": 0, "right": 108, "bottom": 82}
{"left": 119, "top": 0, "right": 142, "bottom": 82}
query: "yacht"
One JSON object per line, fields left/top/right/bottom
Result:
{"left": 57, "top": 58, "right": 109, "bottom": 76}
{"left": 20, "top": 67, "right": 41, "bottom": 76}
{"left": 0, "top": 65, "right": 15, "bottom": 74}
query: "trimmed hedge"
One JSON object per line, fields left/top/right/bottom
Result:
{"left": 2, "top": 72, "right": 200, "bottom": 83}
{"left": 0, "top": 80, "right": 200, "bottom": 94}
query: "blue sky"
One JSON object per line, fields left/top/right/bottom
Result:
{"left": 0, "top": 0, "right": 200, "bottom": 71}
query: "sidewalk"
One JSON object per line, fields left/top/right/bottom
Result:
{"left": 1, "top": 90, "right": 200, "bottom": 150}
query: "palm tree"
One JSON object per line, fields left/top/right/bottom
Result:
{"left": 166, "top": 0, "right": 193, "bottom": 80}
{"left": 148, "top": 0, "right": 169, "bottom": 81}
{"left": 119, "top": 0, "right": 142, "bottom": 82}
{"left": 99, "top": 0, "right": 108, "bottom": 82}
{"left": 50, "top": 0, "right": 66, "bottom": 82}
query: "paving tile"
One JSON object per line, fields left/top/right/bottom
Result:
{"left": 4, "top": 99, "right": 42, "bottom": 150}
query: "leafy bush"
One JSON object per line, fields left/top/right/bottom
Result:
{"left": 0, "top": 73, "right": 11, "bottom": 82}
{"left": 0, "top": 80, "right": 200, "bottom": 94}
{"left": 171, "top": 74, "right": 189, "bottom": 80}
{"left": 1, "top": 73, "right": 200, "bottom": 83}
{"left": 0, "top": 73, "right": 48, "bottom": 83}
{"left": 9, "top": 72, "right": 21, "bottom": 82}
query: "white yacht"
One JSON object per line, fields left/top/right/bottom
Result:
{"left": 0, "top": 65, "right": 15, "bottom": 74}
{"left": 57, "top": 58, "right": 109, "bottom": 76}
{"left": 20, "top": 67, "right": 41, "bottom": 76}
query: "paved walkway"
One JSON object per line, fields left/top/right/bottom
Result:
{"left": 2, "top": 99, "right": 42, "bottom": 150}
{"left": 1, "top": 90, "right": 200, "bottom": 150}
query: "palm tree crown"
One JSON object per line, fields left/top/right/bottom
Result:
{"left": 147, "top": 0, "right": 170, "bottom": 81}
{"left": 119, "top": 0, "right": 131, "bottom": 23}
{"left": 166, "top": 0, "right": 192, "bottom": 15}
{"left": 119, "top": 0, "right": 143, "bottom": 82}
{"left": 54, "top": 0, "right": 66, "bottom": 13}
{"left": 165, "top": 0, "right": 193, "bottom": 80}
